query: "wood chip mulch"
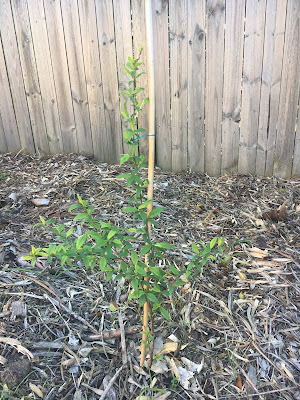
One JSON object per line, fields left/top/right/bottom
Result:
{"left": 0, "top": 152, "right": 299, "bottom": 400}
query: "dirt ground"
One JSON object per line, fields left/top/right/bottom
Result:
{"left": 0, "top": 152, "right": 299, "bottom": 400}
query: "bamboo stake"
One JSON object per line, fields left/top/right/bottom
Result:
{"left": 140, "top": 0, "right": 155, "bottom": 367}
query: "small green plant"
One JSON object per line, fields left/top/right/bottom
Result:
{"left": 24, "top": 47, "right": 227, "bottom": 366}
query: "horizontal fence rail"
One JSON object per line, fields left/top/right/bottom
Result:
{"left": 0, "top": 0, "right": 299, "bottom": 177}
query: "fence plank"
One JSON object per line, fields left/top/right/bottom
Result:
{"left": 112, "top": 0, "right": 132, "bottom": 155}
{"left": 256, "top": 0, "right": 287, "bottom": 176}
{"left": 43, "top": 0, "right": 78, "bottom": 153}
{"left": 0, "top": 0, "right": 34, "bottom": 153}
{"left": 293, "top": 94, "right": 300, "bottom": 176}
{"left": 11, "top": 0, "right": 51, "bottom": 154}
{"left": 0, "top": 37, "right": 20, "bottom": 152}
{"left": 274, "top": 0, "right": 300, "bottom": 178}
{"left": 0, "top": 112, "right": 7, "bottom": 153}
{"left": 60, "top": 0, "right": 93, "bottom": 155}
{"left": 95, "top": 0, "right": 122, "bottom": 164}
{"left": 238, "top": 0, "right": 267, "bottom": 174}
{"left": 77, "top": 0, "right": 106, "bottom": 160}
{"left": 170, "top": 0, "right": 188, "bottom": 172}
{"left": 187, "top": 0, "right": 205, "bottom": 173}
{"left": 205, "top": 0, "right": 225, "bottom": 176}
{"left": 153, "top": 0, "right": 171, "bottom": 170}
{"left": 132, "top": 0, "right": 149, "bottom": 160}
{"left": 221, "top": 0, "right": 245, "bottom": 174}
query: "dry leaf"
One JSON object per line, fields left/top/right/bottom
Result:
{"left": 31, "top": 198, "right": 50, "bottom": 206}
{"left": 235, "top": 374, "right": 243, "bottom": 389}
{"left": 248, "top": 247, "right": 268, "bottom": 259}
{"left": 279, "top": 200, "right": 288, "bottom": 220}
{"left": 29, "top": 382, "right": 44, "bottom": 398}
{"left": 237, "top": 271, "right": 247, "bottom": 280}
{"left": 262, "top": 209, "right": 278, "bottom": 221}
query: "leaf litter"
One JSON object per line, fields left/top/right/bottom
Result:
{"left": 0, "top": 152, "right": 299, "bottom": 399}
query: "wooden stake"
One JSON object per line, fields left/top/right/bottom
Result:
{"left": 140, "top": 0, "right": 155, "bottom": 367}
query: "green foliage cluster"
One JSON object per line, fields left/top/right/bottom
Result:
{"left": 24, "top": 47, "right": 226, "bottom": 328}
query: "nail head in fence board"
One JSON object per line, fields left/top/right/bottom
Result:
{"left": 132, "top": 0, "right": 149, "bottom": 160}
{"left": 205, "top": 0, "right": 225, "bottom": 176}
{"left": 293, "top": 93, "right": 300, "bottom": 177}
{"left": 77, "top": 0, "right": 106, "bottom": 160}
{"left": 187, "top": 0, "right": 205, "bottom": 173}
{"left": 170, "top": 0, "right": 188, "bottom": 172}
{"left": 256, "top": 0, "right": 287, "bottom": 176}
{"left": 0, "top": 0, "right": 34, "bottom": 153}
{"left": 112, "top": 0, "right": 133, "bottom": 156}
{"left": 43, "top": 0, "right": 78, "bottom": 154}
{"left": 0, "top": 37, "right": 20, "bottom": 152}
{"left": 221, "top": 0, "right": 245, "bottom": 174}
{"left": 153, "top": 0, "right": 171, "bottom": 170}
{"left": 60, "top": 0, "right": 93, "bottom": 155}
{"left": 95, "top": 0, "right": 122, "bottom": 164}
{"left": 274, "top": 0, "right": 300, "bottom": 179}
{"left": 238, "top": 0, "right": 267, "bottom": 175}
{"left": 11, "top": 0, "right": 51, "bottom": 154}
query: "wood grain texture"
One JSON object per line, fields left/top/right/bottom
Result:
{"left": 132, "top": 0, "right": 149, "bottom": 159}
{"left": 77, "top": 0, "right": 106, "bottom": 160}
{"left": 205, "top": 0, "right": 225, "bottom": 176}
{"left": 0, "top": 111, "right": 7, "bottom": 152}
{"left": 112, "top": 0, "right": 132, "bottom": 155}
{"left": 95, "top": 0, "right": 122, "bottom": 164}
{"left": 60, "top": 0, "right": 93, "bottom": 155}
{"left": 221, "top": 0, "right": 245, "bottom": 174}
{"left": 0, "top": 36, "right": 20, "bottom": 151}
{"left": 43, "top": 0, "right": 78, "bottom": 153}
{"left": 293, "top": 93, "right": 300, "bottom": 177}
{"left": 12, "top": 0, "right": 51, "bottom": 154}
{"left": 256, "top": 0, "right": 287, "bottom": 176}
{"left": 187, "top": 0, "right": 205, "bottom": 173}
{"left": 169, "top": 0, "right": 188, "bottom": 172}
{"left": 274, "top": 0, "right": 300, "bottom": 178}
{"left": 153, "top": 0, "right": 171, "bottom": 170}
{"left": 0, "top": 0, "right": 34, "bottom": 153}
{"left": 238, "top": 0, "right": 267, "bottom": 174}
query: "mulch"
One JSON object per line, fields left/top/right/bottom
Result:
{"left": 0, "top": 152, "right": 299, "bottom": 400}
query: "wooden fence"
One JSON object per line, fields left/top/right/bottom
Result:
{"left": 0, "top": 0, "right": 299, "bottom": 178}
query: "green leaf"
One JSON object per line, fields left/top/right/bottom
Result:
{"left": 73, "top": 213, "right": 88, "bottom": 222}
{"left": 140, "top": 244, "right": 152, "bottom": 255}
{"left": 120, "top": 154, "right": 130, "bottom": 165}
{"left": 154, "top": 242, "right": 174, "bottom": 250}
{"left": 160, "top": 307, "right": 170, "bottom": 321}
{"left": 210, "top": 237, "right": 218, "bottom": 249}
{"left": 106, "top": 270, "right": 114, "bottom": 282}
{"left": 131, "top": 278, "right": 139, "bottom": 292}
{"left": 120, "top": 261, "right": 127, "bottom": 273}
{"left": 123, "top": 207, "right": 138, "bottom": 213}
{"left": 99, "top": 257, "right": 107, "bottom": 270}
{"left": 76, "top": 235, "right": 87, "bottom": 249}
{"left": 138, "top": 199, "right": 152, "bottom": 210}
{"left": 131, "top": 251, "right": 138, "bottom": 266}
{"left": 192, "top": 243, "right": 199, "bottom": 254}
{"left": 168, "top": 265, "right": 179, "bottom": 275}
{"left": 148, "top": 208, "right": 163, "bottom": 219}
{"left": 146, "top": 293, "right": 158, "bottom": 303}
{"left": 107, "top": 230, "right": 117, "bottom": 240}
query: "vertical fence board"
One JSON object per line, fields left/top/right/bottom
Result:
{"left": 221, "top": 0, "right": 245, "bottom": 174}
{"left": 112, "top": 0, "right": 132, "bottom": 155}
{"left": 274, "top": 0, "right": 300, "bottom": 178}
{"left": 60, "top": 0, "right": 93, "bottom": 155}
{"left": 0, "top": 37, "right": 20, "bottom": 151}
{"left": 153, "top": 0, "right": 171, "bottom": 170}
{"left": 205, "top": 0, "right": 225, "bottom": 176}
{"left": 293, "top": 94, "right": 300, "bottom": 176}
{"left": 187, "top": 0, "right": 205, "bottom": 173}
{"left": 238, "top": 0, "right": 266, "bottom": 174}
{"left": 132, "top": 0, "right": 149, "bottom": 159}
{"left": 95, "top": 0, "right": 122, "bottom": 164}
{"left": 43, "top": 0, "right": 78, "bottom": 153}
{"left": 0, "top": 0, "right": 34, "bottom": 153}
{"left": 256, "top": 0, "right": 287, "bottom": 176}
{"left": 11, "top": 0, "right": 51, "bottom": 154}
{"left": 170, "top": 0, "right": 188, "bottom": 172}
{"left": 26, "top": 0, "right": 63, "bottom": 154}
{"left": 0, "top": 112, "right": 7, "bottom": 152}
{"left": 77, "top": 0, "right": 106, "bottom": 160}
